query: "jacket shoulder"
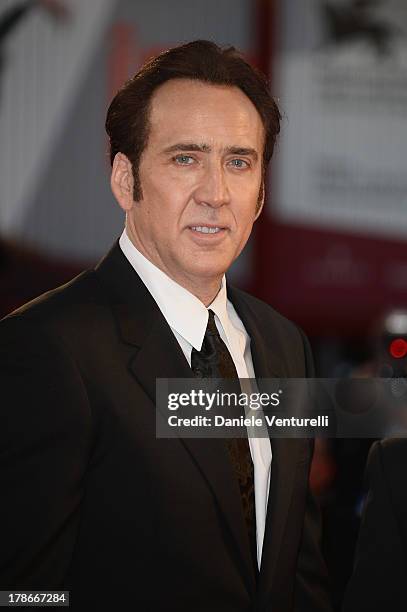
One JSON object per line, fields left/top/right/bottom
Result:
{"left": 0, "top": 269, "right": 110, "bottom": 348}
{"left": 2, "top": 269, "right": 103, "bottom": 320}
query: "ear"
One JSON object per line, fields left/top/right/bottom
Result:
{"left": 110, "top": 153, "right": 135, "bottom": 211}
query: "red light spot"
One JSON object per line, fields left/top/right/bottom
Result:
{"left": 389, "top": 338, "right": 407, "bottom": 359}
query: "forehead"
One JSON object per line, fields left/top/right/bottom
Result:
{"left": 147, "top": 78, "right": 264, "bottom": 150}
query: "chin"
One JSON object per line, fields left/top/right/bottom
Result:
{"left": 188, "top": 261, "right": 230, "bottom": 279}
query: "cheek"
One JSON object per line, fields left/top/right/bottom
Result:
{"left": 233, "top": 209, "right": 256, "bottom": 251}
{"left": 231, "top": 178, "right": 261, "bottom": 209}
{"left": 145, "top": 160, "right": 198, "bottom": 195}
{"left": 233, "top": 197, "right": 258, "bottom": 229}
{"left": 142, "top": 172, "right": 168, "bottom": 203}
{"left": 142, "top": 174, "right": 191, "bottom": 220}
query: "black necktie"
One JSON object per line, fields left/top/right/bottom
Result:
{"left": 191, "top": 310, "right": 258, "bottom": 574}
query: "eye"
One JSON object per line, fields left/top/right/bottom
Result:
{"left": 173, "top": 154, "right": 195, "bottom": 165}
{"left": 229, "top": 159, "right": 249, "bottom": 169}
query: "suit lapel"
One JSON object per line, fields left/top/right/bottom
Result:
{"left": 227, "top": 285, "right": 287, "bottom": 380}
{"left": 228, "top": 285, "right": 307, "bottom": 601}
{"left": 95, "top": 243, "right": 258, "bottom": 592}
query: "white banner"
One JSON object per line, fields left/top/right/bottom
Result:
{"left": 272, "top": 0, "right": 407, "bottom": 240}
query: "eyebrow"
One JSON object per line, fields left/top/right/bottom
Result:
{"left": 161, "top": 143, "right": 259, "bottom": 162}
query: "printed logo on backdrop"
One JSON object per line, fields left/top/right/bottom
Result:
{"left": 320, "top": 0, "right": 400, "bottom": 57}
{"left": 273, "top": 0, "right": 407, "bottom": 240}
{"left": 317, "top": 0, "right": 407, "bottom": 112}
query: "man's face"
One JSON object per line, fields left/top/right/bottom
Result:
{"left": 123, "top": 78, "right": 265, "bottom": 289}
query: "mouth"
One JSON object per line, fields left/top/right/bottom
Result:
{"left": 188, "top": 224, "right": 228, "bottom": 235}
{"left": 186, "top": 224, "right": 228, "bottom": 245}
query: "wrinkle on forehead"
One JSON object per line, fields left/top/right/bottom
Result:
{"left": 148, "top": 78, "right": 264, "bottom": 151}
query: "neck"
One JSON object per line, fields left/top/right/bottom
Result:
{"left": 181, "top": 278, "right": 222, "bottom": 307}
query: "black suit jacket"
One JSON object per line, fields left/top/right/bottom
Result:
{"left": 0, "top": 241, "right": 331, "bottom": 611}
{"left": 343, "top": 438, "right": 407, "bottom": 612}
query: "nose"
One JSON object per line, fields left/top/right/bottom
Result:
{"left": 193, "top": 161, "right": 230, "bottom": 208}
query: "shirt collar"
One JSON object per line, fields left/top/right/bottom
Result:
{"left": 119, "top": 228, "right": 228, "bottom": 351}
{"left": 207, "top": 277, "right": 233, "bottom": 345}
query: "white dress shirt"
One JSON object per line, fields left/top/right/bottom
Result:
{"left": 119, "top": 228, "right": 272, "bottom": 566}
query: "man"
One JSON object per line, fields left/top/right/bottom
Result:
{"left": 0, "top": 40, "right": 331, "bottom": 611}
{"left": 343, "top": 438, "right": 407, "bottom": 611}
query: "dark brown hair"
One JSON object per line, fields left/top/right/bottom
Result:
{"left": 105, "top": 40, "right": 281, "bottom": 205}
